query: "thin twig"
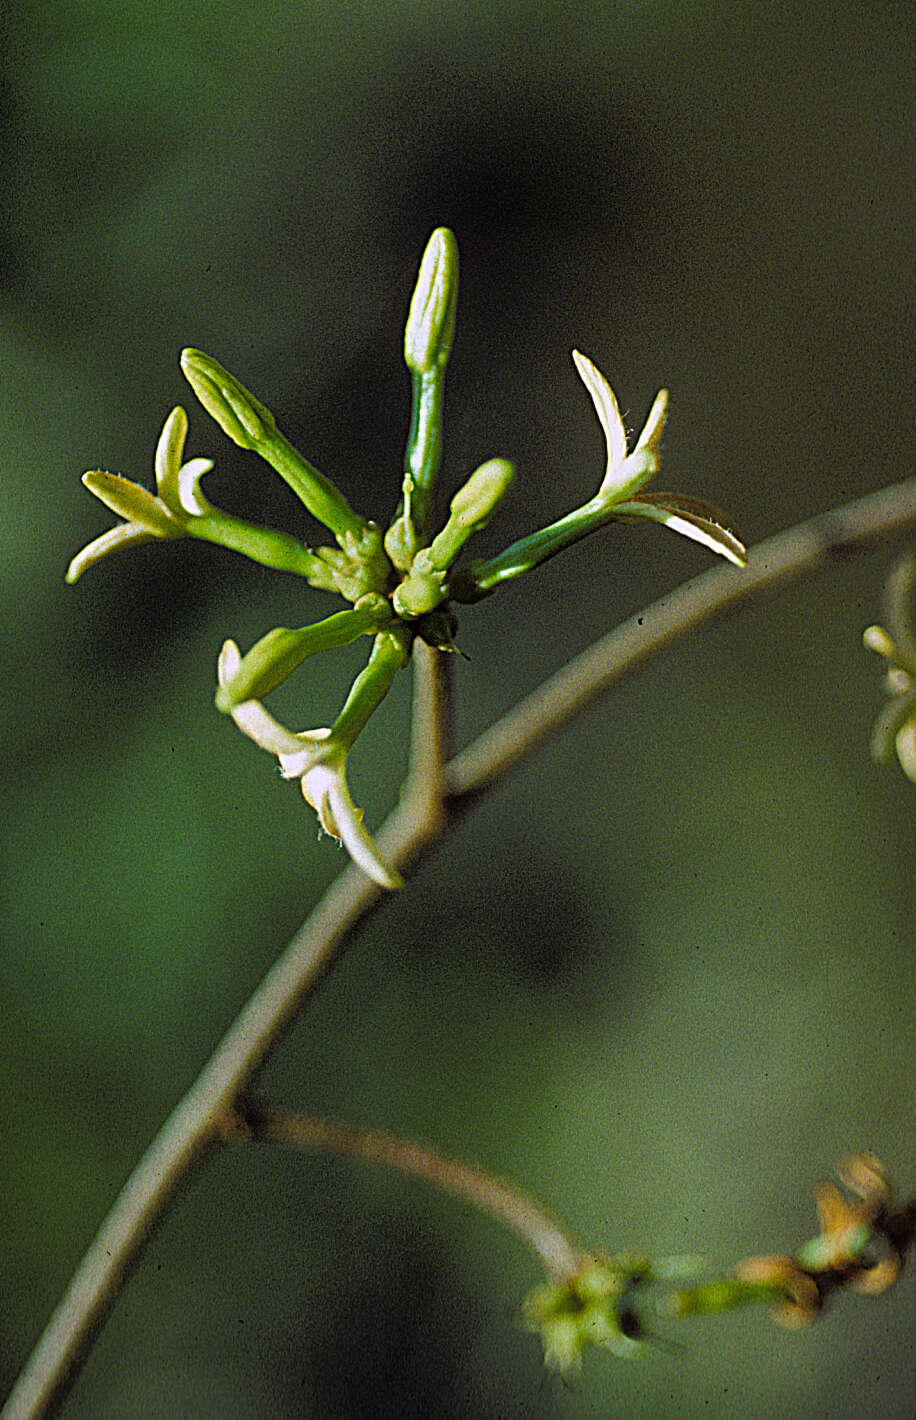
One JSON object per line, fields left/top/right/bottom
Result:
{"left": 244, "top": 1101, "right": 581, "bottom": 1280}
{"left": 6, "top": 475, "right": 916, "bottom": 1419}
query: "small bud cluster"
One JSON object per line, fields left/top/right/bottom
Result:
{"left": 864, "top": 554, "right": 916, "bottom": 780}
{"left": 524, "top": 1155, "right": 912, "bottom": 1373}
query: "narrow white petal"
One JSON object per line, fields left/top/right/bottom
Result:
{"left": 325, "top": 777, "right": 403, "bottom": 889}
{"left": 230, "top": 699, "right": 312, "bottom": 756}
{"left": 633, "top": 389, "right": 668, "bottom": 458}
{"left": 659, "top": 513, "right": 745, "bottom": 564}
{"left": 65, "top": 523, "right": 156, "bottom": 583}
{"left": 217, "top": 639, "right": 242, "bottom": 682}
{"left": 154, "top": 407, "right": 189, "bottom": 511}
{"left": 572, "top": 350, "right": 627, "bottom": 472}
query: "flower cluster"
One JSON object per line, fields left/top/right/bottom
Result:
{"left": 68, "top": 228, "right": 745, "bottom": 888}
{"left": 864, "top": 554, "right": 916, "bottom": 780}
{"left": 730, "top": 1152, "right": 909, "bottom": 1328}
{"left": 524, "top": 1155, "right": 911, "bottom": 1373}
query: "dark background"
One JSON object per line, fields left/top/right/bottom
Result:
{"left": 1, "top": 2, "right": 913, "bottom": 1416}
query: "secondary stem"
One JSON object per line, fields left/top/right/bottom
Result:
{"left": 244, "top": 1102, "right": 581, "bottom": 1280}
{"left": 6, "top": 476, "right": 916, "bottom": 1420}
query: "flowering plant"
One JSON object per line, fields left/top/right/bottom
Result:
{"left": 6, "top": 229, "right": 911, "bottom": 1420}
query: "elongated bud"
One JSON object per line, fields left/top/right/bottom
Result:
{"left": 180, "top": 349, "right": 276, "bottom": 449}
{"left": 429, "top": 458, "right": 514, "bottom": 570}
{"left": 404, "top": 228, "right": 458, "bottom": 375}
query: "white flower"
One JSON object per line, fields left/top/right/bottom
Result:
{"left": 572, "top": 351, "right": 746, "bottom": 567}
{"left": 572, "top": 350, "right": 667, "bottom": 503}
{"left": 65, "top": 407, "right": 212, "bottom": 583}
{"left": 217, "top": 641, "right": 403, "bottom": 889}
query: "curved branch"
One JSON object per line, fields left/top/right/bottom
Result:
{"left": 445, "top": 476, "right": 916, "bottom": 799}
{"left": 5, "top": 476, "right": 916, "bottom": 1419}
{"left": 245, "top": 1101, "right": 581, "bottom": 1280}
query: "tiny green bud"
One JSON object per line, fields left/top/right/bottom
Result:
{"left": 404, "top": 228, "right": 458, "bottom": 375}
{"left": 391, "top": 548, "right": 446, "bottom": 619}
{"left": 384, "top": 511, "right": 421, "bottom": 573}
{"left": 180, "top": 349, "right": 276, "bottom": 449}
{"left": 428, "top": 458, "right": 514, "bottom": 570}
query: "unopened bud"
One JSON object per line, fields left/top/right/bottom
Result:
{"left": 180, "top": 349, "right": 276, "bottom": 449}
{"left": 404, "top": 228, "right": 458, "bottom": 375}
{"left": 428, "top": 458, "right": 514, "bottom": 570}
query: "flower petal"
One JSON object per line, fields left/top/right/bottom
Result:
{"left": 572, "top": 350, "right": 627, "bottom": 474}
{"left": 64, "top": 522, "right": 158, "bottom": 583}
{"left": 176, "top": 457, "right": 214, "bottom": 516}
{"left": 633, "top": 388, "right": 668, "bottom": 459}
{"left": 81, "top": 471, "right": 180, "bottom": 537}
{"left": 154, "top": 407, "right": 189, "bottom": 513}
{"left": 614, "top": 492, "right": 747, "bottom": 566}
{"left": 324, "top": 772, "right": 403, "bottom": 890}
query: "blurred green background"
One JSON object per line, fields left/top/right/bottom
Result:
{"left": 2, "top": 1, "right": 913, "bottom": 1416}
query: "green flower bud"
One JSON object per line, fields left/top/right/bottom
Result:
{"left": 404, "top": 228, "right": 458, "bottom": 375}
{"left": 428, "top": 458, "right": 514, "bottom": 570}
{"left": 384, "top": 510, "right": 421, "bottom": 573}
{"left": 180, "top": 349, "right": 276, "bottom": 450}
{"left": 391, "top": 548, "right": 446, "bottom": 619}
{"left": 215, "top": 596, "right": 391, "bottom": 712}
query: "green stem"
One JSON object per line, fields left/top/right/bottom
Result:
{"left": 183, "top": 511, "right": 330, "bottom": 580}
{"left": 403, "top": 370, "right": 446, "bottom": 541}
{"left": 404, "top": 641, "right": 452, "bottom": 813}
{"left": 258, "top": 427, "right": 368, "bottom": 545}
{"left": 451, "top": 495, "right": 617, "bottom": 600}
{"left": 666, "top": 1279, "right": 784, "bottom": 1317}
{"left": 332, "top": 626, "right": 413, "bottom": 750}
{"left": 180, "top": 349, "right": 368, "bottom": 544}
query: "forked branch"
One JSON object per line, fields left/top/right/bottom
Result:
{"left": 5, "top": 476, "right": 916, "bottom": 1419}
